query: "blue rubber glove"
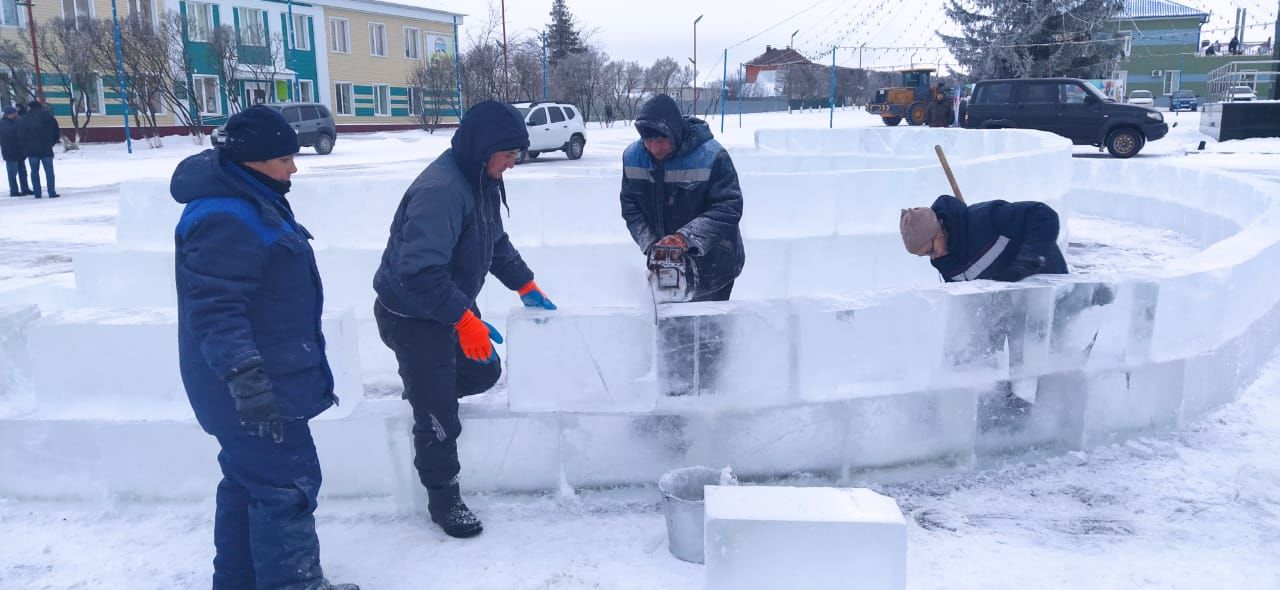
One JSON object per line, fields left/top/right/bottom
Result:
{"left": 481, "top": 320, "right": 503, "bottom": 364}
{"left": 518, "top": 280, "right": 557, "bottom": 310}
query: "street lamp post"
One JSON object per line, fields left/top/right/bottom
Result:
{"left": 501, "top": 0, "right": 509, "bottom": 101}
{"left": 108, "top": 0, "right": 131, "bottom": 153}
{"left": 286, "top": 0, "right": 296, "bottom": 100}
{"left": 790, "top": 29, "right": 799, "bottom": 49}
{"left": 16, "top": 0, "right": 44, "bottom": 102}
{"left": 692, "top": 14, "right": 702, "bottom": 114}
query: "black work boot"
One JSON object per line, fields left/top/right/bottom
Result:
{"left": 426, "top": 478, "right": 483, "bottom": 538}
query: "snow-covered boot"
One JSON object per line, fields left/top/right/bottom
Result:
{"left": 427, "top": 478, "right": 483, "bottom": 538}
{"left": 318, "top": 581, "right": 359, "bottom": 590}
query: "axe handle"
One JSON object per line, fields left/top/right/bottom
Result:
{"left": 934, "top": 145, "right": 965, "bottom": 204}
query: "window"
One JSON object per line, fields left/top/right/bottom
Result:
{"left": 298, "top": 79, "right": 313, "bottom": 102}
{"left": 527, "top": 107, "right": 547, "bottom": 126}
{"left": 369, "top": 22, "right": 387, "bottom": 57}
{"left": 548, "top": 106, "right": 565, "bottom": 123}
{"left": 408, "top": 87, "right": 421, "bottom": 115}
{"left": 1, "top": 0, "right": 24, "bottom": 27}
{"left": 290, "top": 14, "right": 310, "bottom": 51}
{"left": 127, "top": 0, "right": 153, "bottom": 26}
{"left": 434, "top": 37, "right": 447, "bottom": 54}
{"left": 328, "top": 18, "right": 349, "bottom": 53}
{"left": 187, "top": 2, "right": 214, "bottom": 42}
{"left": 192, "top": 74, "right": 220, "bottom": 116}
{"left": 564, "top": 106, "right": 576, "bottom": 120}
{"left": 237, "top": 7, "right": 265, "bottom": 46}
{"left": 334, "top": 82, "right": 352, "bottom": 115}
{"left": 301, "top": 105, "right": 320, "bottom": 120}
{"left": 61, "top": 0, "right": 91, "bottom": 19}
{"left": 1060, "top": 83, "right": 1088, "bottom": 104}
{"left": 282, "top": 106, "right": 302, "bottom": 123}
{"left": 243, "top": 80, "right": 270, "bottom": 106}
{"left": 973, "top": 82, "right": 1013, "bottom": 104}
{"left": 1021, "top": 83, "right": 1058, "bottom": 103}
{"left": 403, "top": 27, "right": 420, "bottom": 59}
{"left": 374, "top": 84, "right": 390, "bottom": 115}
{"left": 74, "top": 75, "right": 103, "bottom": 115}
{"left": 1163, "top": 70, "right": 1181, "bottom": 95}
{"left": 1117, "top": 31, "right": 1132, "bottom": 59}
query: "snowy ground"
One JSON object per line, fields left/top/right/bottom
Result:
{"left": 1, "top": 107, "right": 1278, "bottom": 589}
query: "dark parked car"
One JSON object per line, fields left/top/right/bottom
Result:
{"left": 962, "top": 78, "right": 1169, "bottom": 158}
{"left": 212, "top": 102, "right": 337, "bottom": 155}
{"left": 1169, "top": 89, "right": 1198, "bottom": 112}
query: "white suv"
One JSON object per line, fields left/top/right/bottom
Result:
{"left": 511, "top": 102, "right": 587, "bottom": 163}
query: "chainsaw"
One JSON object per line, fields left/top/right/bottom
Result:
{"left": 647, "top": 244, "right": 695, "bottom": 305}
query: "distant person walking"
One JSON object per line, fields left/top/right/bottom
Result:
{"left": 1228, "top": 36, "right": 1240, "bottom": 55}
{"left": 0, "top": 106, "right": 32, "bottom": 197}
{"left": 17, "top": 101, "right": 59, "bottom": 199}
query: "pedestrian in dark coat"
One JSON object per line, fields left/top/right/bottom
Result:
{"left": 926, "top": 89, "right": 954, "bottom": 128}
{"left": 900, "top": 194, "right": 1068, "bottom": 282}
{"left": 171, "top": 105, "right": 357, "bottom": 590}
{"left": 17, "top": 101, "right": 59, "bottom": 198}
{"left": 621, "top": 93, "right": 745, "bottom": 301}
{"left": 1229, "top": 36, "right": 1240, "bottom": 55}
{"left": 0, "top": 106, "right": 31, "bottom": 196}
{"left": 372, "top": 100, "right": 556, "bottom": 539}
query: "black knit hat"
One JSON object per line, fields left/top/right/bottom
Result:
{"left": 219, "top": 105, "right": 299, "bottom": 163}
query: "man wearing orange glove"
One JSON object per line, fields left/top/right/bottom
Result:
{"left": 372, "top": 101, "right": 554, "bottom": 539}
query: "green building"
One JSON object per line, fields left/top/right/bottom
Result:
{"left": 1109, "top": 0, "right": 1275, "bottom": 107}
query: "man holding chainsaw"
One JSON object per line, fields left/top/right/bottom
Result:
{"left": 372, "top": 101, "right": 556, "bottom": 539}
{"left": 620, "top": 93, "right": 745, "bottom": 302}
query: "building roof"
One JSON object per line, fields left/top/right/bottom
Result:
{"left": 745, "top": 46, "right": 815, "bottom": 68}
{"left": 1117, "top": 0, "right": 1209, "bottom": 20}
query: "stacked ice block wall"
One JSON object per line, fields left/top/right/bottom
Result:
{"left": 2, "top": 128, "right": 1276, "bottom": 502}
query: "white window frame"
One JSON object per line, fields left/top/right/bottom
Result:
{"left": 0, "top": 0, "right": 26, "bottom": 27}
{"left": 403, "top": 26, "right": 420, "bottom": 59}
{"left": 373, "top": 83, "right": 390, "bottom": 115}
{"left": 192, "top": 74, "right": 221, "bottom": 116}
{"left": 61, "top": 0, "right": 93, "bottom": 20}
{"left": 298, "top": 79, "right": 313, "bottom": 102}
{"left": 1162, "top": 70, "right": 1180, "bottom": 96}
{"left": 408, "top": 86, "right": 421, "bottom": 115}
{"left": 368, "top": 22, "right": 387, "bottom": 57}
{"left": 127, "top": 0, "right": 156, "bottom": 28}
{"left": 290, "top": 14, "right": 309, "bottom": 51}
{"left": 1117, "top": 30, "right": 1132, "bottom": 59}
{"left": 334, "top": 81, "right": 353, "bottom": 115}
{"left": 236, "top": 7, "right": 266, "bottom": 47}
{"left": 74, "top": 75, "right": 105, "bottom": 116}
{"left": 187, "top": 1, "right": 214, "bottom": 42}
{"left": 328, "top": 17, "right": 349, "bottom": 53}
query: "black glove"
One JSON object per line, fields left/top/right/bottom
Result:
{"left": 228, "top": 364, "right": 283, "bottom": 443}
{"left": 997, "top": 244, "right": 1046, "bottom": 282}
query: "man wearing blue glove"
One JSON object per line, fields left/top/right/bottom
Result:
{"left": 172, "top": 106, "right": 357, "bottom": 590}
{"left": 373, "top": 100, "right": 555, "bottom": 539}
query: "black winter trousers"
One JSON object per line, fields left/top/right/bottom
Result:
{"left": 374, "top": 300, "right": 501, "bottom": 488}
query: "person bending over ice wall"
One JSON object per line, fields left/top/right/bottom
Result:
{"left": 900, "top": 194, "right": 1067, "bottom": 282}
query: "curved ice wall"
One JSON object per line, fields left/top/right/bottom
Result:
{"left": 1, "top": 129, "right": 1275, "bottom": 502}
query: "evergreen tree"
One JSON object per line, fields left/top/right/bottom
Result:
{"left": 939, "top": 0, "right": 1125, "bottom": 80}
{"left": 546, "top": 0, "right": 586, "bottom": 65}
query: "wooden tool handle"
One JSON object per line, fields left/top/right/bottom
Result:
{"left": 934, "top": 145, "right": 965, "bottom": 204}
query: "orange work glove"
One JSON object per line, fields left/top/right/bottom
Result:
{"left": 454, "top": 310, "right": 502, "bottom": 363}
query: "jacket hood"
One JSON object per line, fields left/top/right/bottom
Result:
{"left": 171, "top": 149, "right": 252, "bottom": 205}
{"left": 677, "top": 118, "right": 714, "bottom": 156}
{"left": 451, "top": 101, "right": 530, "bottom": 186}
{"left": 635, "top": 94, "right": 688, "bottom": 150}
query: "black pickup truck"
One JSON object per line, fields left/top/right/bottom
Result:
{"left": 962, "top": 78, "right": 1169, "bottom": 158}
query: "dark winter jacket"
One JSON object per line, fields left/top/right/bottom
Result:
{"left": 927, "top": 98, "right": 954, "bottom": 128}
{"left": 621, "top": 95, "right": 745, "bottom": 297}
{"left": 929, "top": 194, "right": 1068, "bottom": 283}
{"left": 18, "top": 106, "right": 60, "bottom": 158}
{"left": 0, "top": 117, "right": 24, "bottom": 161}
{"left": 171, "top": 149, "right": 334, "bottom": 436}
{"left": 372, "top": 101, "right": 534, "bottom": 324}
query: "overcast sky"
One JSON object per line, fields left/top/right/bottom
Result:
{"left": 421, "top": 0, "right": 1276, "bottom": 78}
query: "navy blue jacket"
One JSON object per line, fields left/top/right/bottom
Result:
{"left": 621, "top": 95, "right": 745, "bottom": 297}
{"left": 373, "top": 101, "right": 534, "bottom": 324}
{"left": 929, "top": 194, "right": 1068, "bottom": 282}
{"left": 0, "top": 117, "right": 24, "bottom": 161}
{"left": 17, "top": 106, "right": 59, "bottom": 158}
{"left": 172, "top": 149, "right": 334, "bottom": 435}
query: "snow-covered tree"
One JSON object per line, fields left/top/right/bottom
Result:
{"left": 546, "top": 0, "right": 585, "bottom": 66}
{"left": 939, "top": 0, "right": 1125, "bottom": 80}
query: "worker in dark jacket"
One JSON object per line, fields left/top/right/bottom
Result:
{"left": 621, "top": 93, "right": 745, "bottom": 302}
{"left": 0, "top": 106, "right": 31, "bottom": 196}
{"left": 171, "top": 105, "right": 357, "bottom": 590}
{"left": 372, "top": 100, "right": 555, "bottom": 539}
{"left": 900, "top": 194, "right": 1068, "bottom": 282}
{"left": 927, "top": 87, "right": 954, "bottom": 128}
{"left": 17, "top": 101, "right": 59, "bottom": 198}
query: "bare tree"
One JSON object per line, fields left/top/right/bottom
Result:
{"left": 89, "top": 15, "right": 167, "bottom": 147}
{"left": 644, "top": 57, "right": 681, "bottom": 96}
{"left": 550, "top": 46, "right": 606, "bottom": 121}
{"left": 239, "top": 32, "right": 285, "bottom": 105}
{"left": 406, "top": 52, "right": 457, "bottom": 133}
{"left": 619, "top": 61, "right": 645, "bottom": 120}
{"left": 39, "top": 16, "right": 102, "bottom": 149}
{"left": 210, "top": 25, "right": 244, "bottom": 113}
{"left": 508, "top": 37, "right": 543, "bottom": 103}
{"left": 458, "top": 1, "right": 503, "bottom": 107}
{"left": 159, "top": 11, "right": 206, "bottom": 143}
{"left": 0, "top": 40, "right": 34, "bottom": 107}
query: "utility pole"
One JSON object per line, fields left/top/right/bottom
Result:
{"left": 1273, "top": 0, "right": 1280, "bottom": 100}
{"left": 719, "top": 48, "right": 726, "bottom": 133}
{"left": 501, "top": 0, "right": 509, "bottom": 101}
{"left": 108, "top": 0, "right": 131, "bottom": 152}
{"left": 286, "top": 0, "right": 296, "bottom": 100}
{"left": 541, "top": 31, "right": 548, "bottom": 100}
{"left": 692, "top": 14, "right": 702, "bottom": 114}
{"left": 17, "top": 0, "right": 43, "bottom": 102}
{"left": 790, "top": 29, "right": 799, "bottom": 49}
{"left": 452, "top": 15, "right": 463, "bottom": 119}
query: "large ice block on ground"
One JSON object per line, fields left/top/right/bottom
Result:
{"left": 506, "top": 308, "right": 656, "bottom": 412}
{"left": 27, "top": 308, "right": 364, "bottom": 420}
{"left": 704, "top": 485, "right": 906, "bottom": 590}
